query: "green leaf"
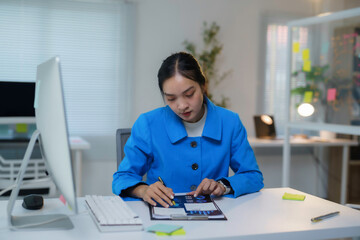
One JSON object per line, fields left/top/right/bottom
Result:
{"left": 183, "top": 21, "right": 229, "bottom": 107}
{"left": 291, "top": 87, "right": 307, "bottom": 95}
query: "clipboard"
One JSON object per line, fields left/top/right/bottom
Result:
{"left": 149, "top": 193, "right": 227, "bottom": 220}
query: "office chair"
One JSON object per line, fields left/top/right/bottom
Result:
{"left": 115, "top": 128, "right": 147, "bottom": 181}
{"left": 116, "top": 128, "right": 131, "bottom": 168}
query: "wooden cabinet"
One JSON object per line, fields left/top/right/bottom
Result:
{"left": 328, "top": 136, "right": 360, "bottom": 204}
{"left": 348, "top": 136, "right": 360, "bottom": 204}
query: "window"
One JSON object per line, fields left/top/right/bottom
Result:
{"left": 0, "top": 0, "right": 133, "bottom": 137}
{"left": 264, "top": 23, "right": 309, "bottom": 135}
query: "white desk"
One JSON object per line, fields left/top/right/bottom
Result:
{"left": 249, "top": 137, "right": 357, "bottom": 148}
{"left": 0, "top": 188, "right": 360, "bottom": 240}
{"left": 69, "top": 137, "right": 90, "bottom": 197}
{"left": 248, "top": 137, "right": 358, "bottom": 204}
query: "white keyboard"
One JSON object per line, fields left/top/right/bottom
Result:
{"left": 85, "top": 195, "right": 143, "bottom": 232}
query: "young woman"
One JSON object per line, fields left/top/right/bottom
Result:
{"left": 112, "top": 52, "right": 263, "bottom": 208}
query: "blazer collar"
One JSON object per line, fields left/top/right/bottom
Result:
{"left": 164, "top": 97, "right": 222, "bottom": 144}
{"left": 202, "top": 97, "right": 222, "bottom": 141}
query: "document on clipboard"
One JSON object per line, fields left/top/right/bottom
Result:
{"left": 149, "top": 193, "right": 227, "bottom": 220}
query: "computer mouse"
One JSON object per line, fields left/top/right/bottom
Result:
{"left": 22, "top": 194, "right": 44, "bottom": 210}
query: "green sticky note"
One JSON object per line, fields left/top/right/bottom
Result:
{"left": 321, "top": 42, "right": 329, "bottom": 54}
{"left": 303, "top": 60, "right": 312, "bottom": 72}
{"left": 147, "top": 224, "right": 182, "bottom": 234}
{"left": 0, "top": 125, "right": 8, "bottom": 135}
{"left": 282, "top": 192, "right": 306, "bottom": 201}
{"left": 303, "top": 91, "right": 313, "bottom": 103}
{"left": 34, "top": 80, "right": 41, "bottom": 109}
{"left": 156, "top": 228, "right": 186, "bottom": 236}
{"left": 302, "top": 48, "right": 310, "bottom": 60}
{"left": 15, "top": 124, "right": 28, "bottom": 133}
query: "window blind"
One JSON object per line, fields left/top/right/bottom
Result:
{"left": 264, "top": 24, "right": 309, "bottom": 135}
{"left": 0, "top": 0, "right": 133, "bottom": 136}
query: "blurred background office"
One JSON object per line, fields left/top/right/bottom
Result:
{"left": 0, "top": 0, "right": 359, "bottom": 202}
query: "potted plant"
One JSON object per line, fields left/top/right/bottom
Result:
{"left": 183, "top": 22, "right": 230, "bottom": 108}
{"left": 291, "top": 64, "right": 330, "bottom": 106}
{"left": 291, "top": 64, "right": 355, "bottom": 123}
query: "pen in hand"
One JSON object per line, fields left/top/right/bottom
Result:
{"left": 158, "top": 176, "right": 176, "bottom": 206}
{"left": 311, "top": 211, "right": 340, "bottom": 222}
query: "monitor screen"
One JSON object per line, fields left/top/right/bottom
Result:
{"left": 0, "top": 81, "right": 36, "bottom": 124}
{"left": 0, "top": 81, "right": 35, "bottom": 116}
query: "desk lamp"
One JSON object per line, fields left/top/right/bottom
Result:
{"left": 293, "top": 103, "right": 315, "bottom": 139}
{"left": 297, "top": 103, "right": 315, "bottom": 117}
{"left": 253, "top": 115, "right": 276, "bottom": 139}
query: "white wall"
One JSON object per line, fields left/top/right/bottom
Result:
{"left": 124, "top": 0, "right": 325, "bottom": 198}
{"left": 82, "top": 0, "right": 358, "bottom": 197}
{"left": 131, "top": 0, "right": 320, "bottom": 136}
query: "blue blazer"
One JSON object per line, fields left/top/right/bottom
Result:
{"left": 112, "top": 97, "right": 264, "bottom": 198}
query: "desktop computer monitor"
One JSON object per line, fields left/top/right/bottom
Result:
{"left": 7, "top": 56, "right": 78, "bottom": 230}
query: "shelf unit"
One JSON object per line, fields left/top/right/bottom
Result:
{"left": 283, "top": 8, "right": 360, "bottom": 205}
{"left": 0, "top": 140, "right": 56, "bottom": 197}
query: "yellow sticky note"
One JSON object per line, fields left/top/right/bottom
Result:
{"left": 302, "top": 48, "right": 310, "bottom": 60}
{"left": 293, "top": 42, "right": 300, "bottom": 53}
{"left": 282, "top": 192, "right": 306, "bottom": 201}
{"left": 156, "top": 228, "right": 186, "bottom": 236}
{"left": 303, "top": 60, "right": 311, "bottom": 72}
{"left": 304, "top": 91, "right": 313, "bottom": 103}
{"left": 15, "top": 124, "right": 28, "bottom": 133}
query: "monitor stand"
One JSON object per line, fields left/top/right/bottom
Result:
{"left": 6, "top": 130, "right": 74, "bottom": 230}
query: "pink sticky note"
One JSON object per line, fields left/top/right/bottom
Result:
{"left": 59, "top": 194, "right": 66, "bottom": 205}
{"left": 327, "top": 88, "right": 336, "bottom": 101}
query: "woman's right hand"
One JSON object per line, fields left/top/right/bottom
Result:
{"left": 132, "top": 182, "right": 175, "bottom": 208}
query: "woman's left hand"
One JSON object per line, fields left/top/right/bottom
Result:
{"left": 188, "top": 178, "right": 225, "bottom": 197}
